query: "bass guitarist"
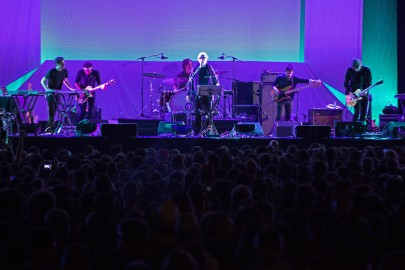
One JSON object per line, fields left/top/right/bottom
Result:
{"left": 272, "top": 64, "right": 320, "bottom": 121}
{"left": 344, "top": 58, "right": 372, "bottom": 123}
{"left": 74, "top": 61, "right": 102, "bottom": 121}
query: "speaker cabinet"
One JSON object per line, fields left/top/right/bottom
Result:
{"left": 101, "top": 123, "right": 138, "bottom": 137}
{"left": 274, "top": 121, "right": 300, "bottom": 137}
{"left": 309, "top": 109, "right": 342, "bottom": 127}
{"left": 118, "top": 119, "right": 160, "bottom": 136}
{"left": 19, "top": 123, "right": 40, "bottom": 135}
{"left": 295, "top": 125, "right": 331, "bottom": 139}
{"left": 230, "top": 122, "right": 264, "bottom": 137}
{"left": 260, "top": 84, "right": 277, "bottom": 136}
{"left": 232, "top": 82, "right": 254, "bottom": 105}
{"left": 260, "top": 72, "right": 281, "bottom": 83}
{"left": 334, "top": 122, "right": 364, "bottom": 138}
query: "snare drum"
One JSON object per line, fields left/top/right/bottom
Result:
{"left": 169, "top": 91, "right": 193, "bottom": 113}
{"left": 159, "top": 91, "right": 175, "bottom": 110}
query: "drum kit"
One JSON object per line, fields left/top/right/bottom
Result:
{"left": 143, "top": 71, "right": 227, "bottom": 118}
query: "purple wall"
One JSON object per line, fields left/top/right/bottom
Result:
{"left": 0, "top": 0, "right": 40, "bottom": 86}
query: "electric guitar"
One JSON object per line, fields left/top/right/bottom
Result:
{"left": 78, "top": 79, "right": 116, "bottom": 104}
{"left": 346, "top": 79, "right": 383, "bottom": 107}
{"left": 272, "top": 80, "right": 321, "bottom": 102}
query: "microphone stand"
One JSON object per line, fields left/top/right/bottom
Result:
{"left": 220, "top": 54, "right": 241, "bottom": 118}
{"left": 294, "top": 92, "right": 299, "bottom": 122}
{"left": 184, "top": 65, "right": 200, "bottom": 135}
{"left": 137, "top": 53, "right": 165, "bottom": 117}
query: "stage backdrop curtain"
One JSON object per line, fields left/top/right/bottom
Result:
{"left": 0, "top": 0, "right": 40, "bottom": 86}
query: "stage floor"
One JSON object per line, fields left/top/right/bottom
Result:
{"left": 6, "top": 118, "right": 405, "bottom": 153}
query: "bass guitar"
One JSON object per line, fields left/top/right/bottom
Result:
{"left": 272, "top": 80, "right": 321, "bottom": 102}
{"left": 78, "top": 79, "right": 116, "bottom": 104}
{"left": 346, "top": 79, "right": 383, "bottom": 107}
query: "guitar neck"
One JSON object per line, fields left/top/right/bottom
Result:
{"left": 284, "top": 84, "right": 314, "bottom": 94}
{"left": 89, "top": 83, "right": 107, "bottom": 91}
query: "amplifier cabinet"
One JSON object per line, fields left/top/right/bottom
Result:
{"left": 309, "top": 108, "right": 342, "bottom": 127}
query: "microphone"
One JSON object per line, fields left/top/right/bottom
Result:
{"left": 160, "top": 53, "right": 168, "bottom": 60}
{"left": 217, "top": 53, "right": 226, "bottom": 60}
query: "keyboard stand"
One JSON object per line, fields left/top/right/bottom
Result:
{"left": 11, "top": 92, "right": 42, "bottom": 130}
{"left": 51, "top": 92, "right": 80, "bottom": 135}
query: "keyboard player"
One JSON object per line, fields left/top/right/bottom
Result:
{"left": 40, "top": 57, "right": 76, "bottom": 134}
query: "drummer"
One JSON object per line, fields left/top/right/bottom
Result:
{"left": 175, "top": 58, "right": 193, "bottom": 90}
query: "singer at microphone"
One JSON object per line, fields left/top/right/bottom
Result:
{"left": 186, "top": 52, "right": 220, "bottom": 135}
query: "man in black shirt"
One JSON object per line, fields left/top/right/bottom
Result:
{"left": 187, "top": 52, "right": 219, "bottom": 135}
{"left": 176, "top": 58, "right": 193, "bottom": 90}
{"left": 344, "top": 58, "right": 372, "bottom": 122}
{"left": 272, "top": 64, "right": 320, "bottom": 121}
{"left": 41, "top": 57, "right": 75, "bottom": 133}
{"left": 74, "top": 61, "right": 102, "bottom": 121}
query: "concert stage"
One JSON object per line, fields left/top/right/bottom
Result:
{"left": 7, "top": 118, "right": 404, "bottom": 154}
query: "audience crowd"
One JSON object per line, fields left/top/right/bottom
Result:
{"left": 1, "top": 134, "right": 405, "bottom": 270}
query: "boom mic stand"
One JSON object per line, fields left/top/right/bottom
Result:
{"left": 137, "top": 53, "right": 167, "bottom": 117}
{"left": 220, "top": 53, "right": 242, "bottom": 118}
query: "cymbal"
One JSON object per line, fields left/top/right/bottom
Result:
{"left": 215, "top": 70, "right": 227, "bottom": 76}
{"left": 143, "top": 72, "right": 166, "bottom": 78}
{"left": 163, "top": 77, "right": 188, "bottom": 85}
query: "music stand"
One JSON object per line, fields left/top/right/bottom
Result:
{"left": 197, "top": 85, "right": 222, "bottom": 96}
{"left": 197, "top": 85, "right": 222, "bottom": 136}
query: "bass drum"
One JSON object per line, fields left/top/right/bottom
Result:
{"left": 169, "top": 91, "right": 193, "bottom": 113}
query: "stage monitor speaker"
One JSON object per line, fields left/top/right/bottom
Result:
{"left": 334, "top": 122, "right": 364, "bottom": 138}
{"left": 101, "top": 123, "right": 138, "bottom": 137}
{"left": 158, "top": 121, "right": 188, "bottom": 135}
{"left": 19, "top": 123, "right": 40, "bottom": 135}
{"left": 75, "top": 119, "right": 97, "bottom": 136}
{"left": 379, "top": 114, "right": 403, "bottom": 131}
{"left": 382, "top": 121, "right": 405, "bottom": 138}
{"left": 118, "top": 119, "right": 160, "bottom": 136}
{"left": 214, "top": 119, "right": 238, "bottom": 134}
{"left": 295, "top": 125, "right": 331, "bottom": 139}
{"left": 232, "top": 81, "right": 254, "bottom": 105}
{"left": 274, "top": 121, "right": 301, "bottom": 137}
{"left": 309, "top": 109, "right": 342, "bottom": 127}
{"left": 234, "top": 105, "right": 259, "bottom": 122}
{"left": 230, "top": 121, "right": 264, "bottom": 137}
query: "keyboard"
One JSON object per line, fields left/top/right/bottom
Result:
{"left": 45, "top": 90, "right": 84, "bottom": 95}
{"left": 13, "top": 90, "right": 41, "bottom": 95}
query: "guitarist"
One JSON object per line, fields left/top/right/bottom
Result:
{"left": 74, "top": 61, "right": 102, "bottom": 122}
{"left": 344, "top": 58, "right": 372, "bottom": 122}
{"left": 272, "top": 64, "right": 319, "bottom": 121}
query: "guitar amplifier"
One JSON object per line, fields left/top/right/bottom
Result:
{"left": 309, "top": 108, "right": 342, "bottom": 127}
{"left": 261, "top": 72, "right": 282, "bottom": 83}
